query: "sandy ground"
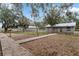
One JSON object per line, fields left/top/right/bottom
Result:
{"left": 21, "top": 34, "right": 79, "bottom": 56}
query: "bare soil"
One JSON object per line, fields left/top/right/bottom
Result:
{"left": 5, "top": 32, "right": 48, "bottom": 41}
{"left": 12, "top": 34, "right": 36, "bottom": 41}
{"left": 6, "top": 33, "right": 36, "bottom": 41}
{"left": 21, "top": 34, "right": 79, "bottom": 56}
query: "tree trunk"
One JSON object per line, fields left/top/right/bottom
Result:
{"left": 34, "top": 19, "right": 39, "bottom": 36}
{"left": 23, "top": 28, "right": 25, "bottom": 32}
{"left": 4, "top": 28, "right": 8, "bottom": 32}
{"left": 36, "top": 26, "right": 39, "bottom": 36}
{"left": 9, "top": 28, "right": 12, "bottom": 37}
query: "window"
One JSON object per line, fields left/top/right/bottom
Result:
{"left": 66, "top": 27, "right": 71, "bottom": 31}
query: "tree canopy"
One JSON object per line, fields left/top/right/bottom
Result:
{"left": 0, "top": 3, "right": 79, "bottom": 32}
{"left": 0, "top": 3, "right": 23, "bottom": 32}
{"left": 18, "top": 16, "right": 29, "bottom": 32}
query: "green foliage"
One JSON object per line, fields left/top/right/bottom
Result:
{"left": 76, "top": 20, "right": 79, "bottom": 29}
{"left": 44, "top": 3, "right": 74, "bottom": 25}
{"left": 18, "top": 16, "right": 29, "bottom": 32}
{"left": 18, "top": 17, "right": 29, "bottom": 28}
{"left": 35, "top": 21, "right": 45, "bottom": 29}
{"left": 0, "top": 3, "right": 23, "bottom": 32}
{"left": 44, "top": 9, "right": 60, "bottom": 25}
{"left": 0, "top": 3, "right": 79, "bottom": 32}
{"left": 66, "top": 11, "right": 77, "bottom": 22}
{"left": 0, "top": 8, "right": 17, "bottom": 32}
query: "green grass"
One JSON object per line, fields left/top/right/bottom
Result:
{"left": 12, "top": 31, "right": 48, "bottom": 36}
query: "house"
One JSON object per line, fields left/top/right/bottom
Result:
{"left": 45, "top": 22, "right": 76, "bottom": 33}
{"left": 26, "top": 21, "right": 38, "bottom": 32}
{"left": 26, "top": 25, "right": 38, "bottom": 32}
{"left": 0, "top": 23, "right": 3, "bottom": 32}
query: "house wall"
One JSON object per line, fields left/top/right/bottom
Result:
{"left": 60, "top": 27, "right": 75, "bottom": 33}
{"left": 46, "top": 27, "right": 53, "bottom": 33}
{"left": 26, "top": 28, "right": 37, "bottom": 32}
{"left": 46, "top": 26, "right": 75, "bottom": 33}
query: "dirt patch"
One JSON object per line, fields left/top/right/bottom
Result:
{"left": 5, "top": 32, "right": 48, "bottom": 41}
{"left": 12, "top": 34, "right": 36, "bottom": 41}
{"left": 21, "top": 34, "right": 79, "bottom": 56}
{"left": 6, "top": 33, "right": 36, "bottom": 41}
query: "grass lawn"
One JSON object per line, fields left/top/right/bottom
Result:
{"left": 13, "top": 31, "right": 48, "bottom": 35}
{"left": 6, "top": 32, "right": 48, "bottom": 41}
{"left": 21, "top": 34, "right": 79, "bottom": 56}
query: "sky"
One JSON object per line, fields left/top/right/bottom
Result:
{"left": 22, "top": 3, "right": 79, "bottom": 22}
{"left": 22, "top": 4, "right": 44, "bottom": 22}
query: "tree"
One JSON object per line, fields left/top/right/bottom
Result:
{"left": 26, "top": 3, "right": 55, "bottom": 35}
{"left": 35, "top": 21, "right": 45, "bottom": 29}
{"left": 44, "top": 7, "right": 61, "bottom": 26}
{"left": 76, "top": 20, "right": 79, "bottom": 29}
{"left": 18, "top": 16, "right": 29, "bottom": 32}
{"left": 44, "top": 3, "right": 74, "bottom": 26}
{"left": 26, "top": 3, "right": 40, "bottom": 36}
{"left": 65, "top": 11, "right": 79, "bottom": 22}
{"left": 0, "top": 3, "right": 23, "bottom": 32}
{"left": 0, "top": 8, "right": 17, "bottom": 32}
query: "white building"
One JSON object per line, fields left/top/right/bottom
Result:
{"left": 45, "top": 22, "right": 76, "bottom": 33}
{"left": 26, "top": 25, "right": 38, "bottom": 32}
{"left": 0, "top": 23, "right": 3, "bottom": 32}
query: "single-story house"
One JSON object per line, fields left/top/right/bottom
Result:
{"left": 0, "top": 23, "right": 3, "bottom": 32}
{"left": 45, "top": 22, "right": 76, "bottom": 33}
{"left": 26, "top": 25, "right": 38, "bottom": 32}
{"left": 25, "top": 20, "right": 38, "bottom": 32}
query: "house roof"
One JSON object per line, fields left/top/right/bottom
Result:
{"left": 45, "top": 24, "right": 51, "bottom": 27}
{"left": 54, "top": 22, "right": 76, "bottom": 27}
{"left": 45, "top": 22, "right": 76, "bottom": 27}
{"left": 28, "top": 26, "right": 37, "bottom": 28}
